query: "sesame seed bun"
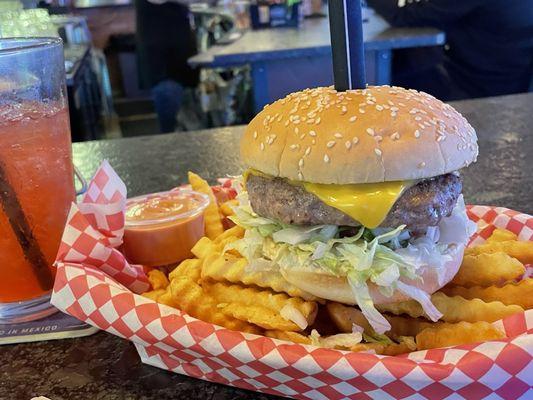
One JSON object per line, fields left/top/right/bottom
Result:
{"left": 241, "top": 86, "right": 478, "bottom": 184}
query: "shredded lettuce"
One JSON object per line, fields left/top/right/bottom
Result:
{"left": 227, "top": 191, "right": 474, "bottom": 334}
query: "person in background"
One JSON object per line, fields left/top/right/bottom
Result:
{"left": 366, "top": 0, "right": 533, "bottom": 100}
{"left": 135, "top": 0, "right": 199, "bottom": 133}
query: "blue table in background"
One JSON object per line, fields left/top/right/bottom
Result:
{"left": 189, "top": 15, "right": 445, "bottom": 112}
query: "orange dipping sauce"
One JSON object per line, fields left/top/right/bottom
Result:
{"left": 123, "top": 190, "right": 210, "bottom": 267}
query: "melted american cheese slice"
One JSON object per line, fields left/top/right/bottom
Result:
{"left": 245, "top": 169, "right": 412, "bottom": 228}
{"left": 303, "top": 181, "right": 411, "bottom": 228}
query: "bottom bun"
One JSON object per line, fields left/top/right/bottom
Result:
{"left": 281, "top": 243, "right": 465, "bottom": 305}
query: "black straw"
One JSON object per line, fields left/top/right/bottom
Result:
{"left": 328, "top": 0, "right": 366, "bottom": 91}
{"left": 0, "top": 159, "right": 54, "bottom": 291}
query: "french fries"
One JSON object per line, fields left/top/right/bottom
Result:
{"left": 265, "top": 330, "right": 312, "bottom": 345}
{"left": 416, "top": 321, "right": 504, "bottom": 350}
{"left": 201, "top": 250, "right": 319, "bottom": 301}
{"left": 202, "top": 280, "right": 317, "bottom": 331}
{"left": 377, "top": 292, "right": 523, "bottom": 323}
{"left": 147, "top": 269, "right": 170, "bottom": 290}
{"left": 450, "top": 252, "right": 525, "bottom": 287}
{"left": 327, "top": 302, "right": 444, "bottom": 337}
{"left": 219, "top": 200, "right": 238, "bottom": 217}
{"left": 188, "top": 171, "right": 224, "bottom": 239}
{"left": 466, "top": 239, "right": 533, "bottom": 265}
{"left": 141, "top": 288, "right": 166, "bottom": 302}
{"left": 351, "top": 337, "right": 417, "bottom": 356}
{"left": 140, "top": 173, "right": 530, "bottom": 356}
{"left": 487, "top": 228, "right": 518, "bottom": 243}
{"left": 169, "top": 275, "right": 261, "bottom": 334}
{"left": 168, "top": 258, "right": 202, "bottom": 282}
{"left": 441, "top": 279, "right": 533, "bottom": 310}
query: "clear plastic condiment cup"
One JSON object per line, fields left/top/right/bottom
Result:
{"left": 123, "top": 189, "right": 210, "bottom": 267}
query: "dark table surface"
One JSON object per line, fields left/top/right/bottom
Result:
{"left": 1, "top": 93, "right": 532, "bottom": 400}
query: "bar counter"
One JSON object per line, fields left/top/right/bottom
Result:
{"left": 1, "top": 93, "right": 532, "bottom": 399}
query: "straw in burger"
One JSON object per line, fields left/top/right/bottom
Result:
{"left": 227, "top": 86, "right": 478, "bottom": 334}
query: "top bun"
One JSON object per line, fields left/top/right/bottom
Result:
{"left": 241, "top": 86, "right": 478, "bottom": 184}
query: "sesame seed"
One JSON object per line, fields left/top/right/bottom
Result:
{"left": 345, "top": 141, "right": 352, "bottom": 149}
{"left": 388, "top": 100, "right": 395, "bottom": 106}
{"left": 390, "top": 107, "right": 399, "bottom": 112}
{"left": 374, "top": 148, "right": 382, "bottom": 156}
{"left": 277, "top": 115, "right": 283, "bottom": 122}
{"left": 298, "top": 172, "right": 303, "bottom": 179}
{"left": 352, "top": 137, "right": 359, "bottom": 145}
{"left": 366, "top": 128, "right": 375, "bottom": 136}
{"left": 253, "top": 131, "right": 258, "bottom": 139}
{"left": 410, "top": 109, "right": 418, "bottom": 115}
{"left": 260, "top": 143, "right": 265, "bottom": 151}
{"left": 415, "top": 116, "right": 422, "bottom": 121}
{"left": 359, "top": 109, "right": 366, "bottom": 114}
{"left": 437, "top": 135, "right": 446, "bottom": 142}
{"left": 298, "top": 158, "right": 304, "bottom": 167}
{"left": 418, "top": 123, "right": 426, "bottom": 129}
{"left": 390, "top": 132, "right": 400, "bottom": 141}
{"left": 300, "top": 133, "right": 306, "bottom": 140}
{"left": 327, "top": 141, "right": 336, "bottom": 148}
{"left": 315, "top": 117, "right": 321, "bottom": 124}
{"left": 414, "top": 130, "right": 421, "bottom": 138}
{"left": 375, "top": 135, "right": 383, "bottom": 142}
{"left": 294, "top": 127, "right": 299, "bottom": 134}
{"left": 284, "top": 121, "right": 290, "bottom": 127}
{"left": 289, "top": 144, "right": 299, "bottom": 151}
{"left": 334, "top": 133, "right": 343, "bottom": 139}
{"left": 376, "top": 105, "right": 384, "bottom": 111}
{"left": 312, "top": 139, "right": 316, "bottom": 145}
{"left": 323, "top": 154, "right": 330, "bottom": 163}
{"left": 418, "top": 162, "right": 426, "bottom": 168}
{"left": 391, "top": 112, "right": 397, "bottom": 118}
{"left": 309, "top": 130, "right": 317, "bottom": 137}
{"left": 341, "top": 106, "right": 347, "bottom": 114}
{"left": 307, "top": 119, "right": 315, "bottom": 124}
{"left": 305, "top": 147, "right": 311, "bottom": 156}
{"left": 349, "top": 116, "right": 357, "bottom": 122}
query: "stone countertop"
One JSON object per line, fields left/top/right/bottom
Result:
{"left": 1, "top": 93, "right": 532, "bottom": 399}
{"left": 189, "top": 16, "right": 445, "bottom": 67}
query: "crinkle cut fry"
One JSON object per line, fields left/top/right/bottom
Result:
{"left": 200, "top": 251, "right": 319, "bottom": 301}
{"left": 451, "top": 252, "right": 525, "bottom": 287}
{"left": 351, "top": 337, "right": 416, "bottom": 356}
{"left": 202, "top": 280, "right": 317, "bottom": 330}
{"left": 465, "top": 240, "right": 533, "bottom": 265}
{"left": 169, "top": 275, "right": 261, "bottom": 334}
{"left": 441, "top": 279, "right": 533, "bottom": 310}
{"left": 188, "top": 171, "right": 224, "bottom": 240}
{"left": 327, "top": 302, "right": 443, "bottom": 337}
{"left": 416, "top": 321, "right": 505, "bottom": 350}
{"left": 377, "top": 291, "right": 524, "bottom": 323}
{"left": 221, "top": 303, "right": 301, "bottom": 331}
{"left": 147, "top": 269, "right": 170, "bottom": 290}
{"left": 169, "top": 258, "right": 202, "bottom": 282}
{"left": 265, "top": 330, "right": 312, "bottom": 344}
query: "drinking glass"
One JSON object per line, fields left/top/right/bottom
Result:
{"left": 0, "top": 38, "right": 75, "bottom": 323}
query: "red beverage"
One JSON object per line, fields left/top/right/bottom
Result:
{"left": 0, "top": 102, "right": 74, "bottom": 302}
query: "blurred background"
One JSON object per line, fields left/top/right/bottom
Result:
{"left": 2, "top": 0, "right": 531, "bottom": 141}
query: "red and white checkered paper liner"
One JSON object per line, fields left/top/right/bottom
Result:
{"left": 51, "top": 163, "right": 533, "bottom": 399}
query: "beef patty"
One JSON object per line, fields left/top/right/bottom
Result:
{"left": 246, "top": 173, "right": 462, "bottom": 231}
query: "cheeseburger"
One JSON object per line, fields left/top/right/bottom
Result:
{"left": 229, "top": 86, "right": 478, "bottom": 333}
